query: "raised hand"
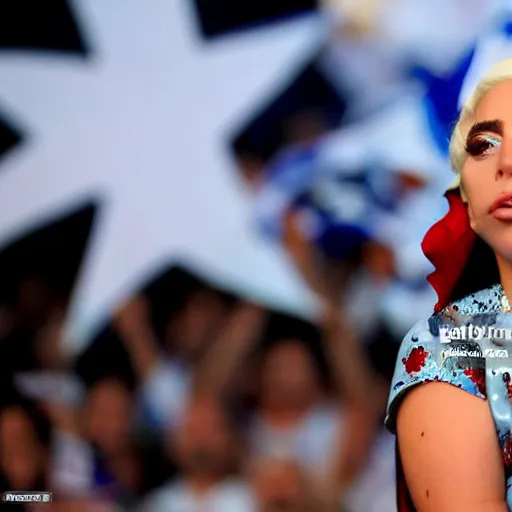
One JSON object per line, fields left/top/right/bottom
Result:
{"left": 113, "top": 294, "right": 150, "bottom": 336}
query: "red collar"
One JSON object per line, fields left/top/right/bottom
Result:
{"left": 421, "top": 190, "right": 476, "bottom": 312}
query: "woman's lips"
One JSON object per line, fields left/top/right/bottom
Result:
{"left": 490, "top": 193, "right": 512, "bottom": 220}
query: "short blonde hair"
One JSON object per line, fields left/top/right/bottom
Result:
{"left": 449, "top": 59, "right": 512, "bottom": 200}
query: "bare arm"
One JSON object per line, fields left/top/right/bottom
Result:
{"left": 397, "top": 382, "right": 507, "bottom": 512}
{"left": 320, "top": 304, "right": 381, "bottom": 501}
{"left": 113, "top": 296, "right": 160, "bottom": 381}
{"left": 193, "top": 302, "right": 266, "bottom": 398}
{"left": 26, "top": 309, "right": 83, "bottom": 436}
{"left": 283, "top": 209, "right": 335, "bottom": 304}
{"left": 284, "top": 208, "right": 379, "bottom": 496}
{"left": 115, "top": 295, "right": 205, "bottom": 432}
{"left": 322, "top": 301, "right": 378, "bottom": 406}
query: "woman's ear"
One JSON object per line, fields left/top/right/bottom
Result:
{"left": 465, "top": 193, "right": 478, "bottom": 233}
{"left": 459, "top": 182, "right": 476, "bottom": 231}
{"left": 459, "top": 180, "right": 468, "bottom": 203}
{"left": 467, "top": 202, "right": 477, "bottom": 232}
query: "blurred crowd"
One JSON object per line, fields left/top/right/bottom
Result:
{"left": 2, "top": 0, "right": 512, "bottom": 510}
{"left": 0, "top": 268, "right": 396, "bottom": 511}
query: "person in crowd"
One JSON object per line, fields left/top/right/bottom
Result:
{"left": 14, "top": 304, "right": 84, "bottom": 413}
{"left": 249, "top": 337, "right": 342, "bottom": 473}
{"left": 5, "top": 301, "right": 92, "bottom": 501}
{"left": 12, "top": 275, "right": 57, "bottom": 331}
{"left": 0, "top": 275, "right": 60, "bottom": 377}
{"left": 194, "top": 300, "right": 380, "bottom": 510}
{"left": 48, "top": 373, "right": 172, "bottom": 506}
{"left": 247, "top": 110, "right": 397, "bottom": 330}
{"left": 13, "top": 306, "right": 170, "bottom": 505}
{"left": 142, "top": 395, "right": 254, "bottom": 511}
{"left": 113, "top": 279, "right": 230, "bottom": 434}
{"left": 0, "top": 391, "right": 120, "bottom": 511}
{"left": 386, "top": 59, "right": 512, "bottom": 511}
{"left": 0, "top": 398, "right": 52, "bottom": 495}
{"left": 250, "top": 455, "right": 320, "bottom": 511}
{"left": 81, "top": 376, "right": 142, "bottom": 502}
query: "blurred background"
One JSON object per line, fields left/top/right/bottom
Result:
{"left": 0, "top": 0, "right": 510, "bottom": 510}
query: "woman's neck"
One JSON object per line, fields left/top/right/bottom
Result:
{"left": 496, "top": 253, "right": 512, "bottom": 304}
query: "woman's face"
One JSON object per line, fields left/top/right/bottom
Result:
{"left": 462, "top": 80, "right": 512, "bottom": 260}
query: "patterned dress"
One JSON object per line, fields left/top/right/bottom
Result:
{"left": 385, "top": 283, "right": 512, "bottom": 510}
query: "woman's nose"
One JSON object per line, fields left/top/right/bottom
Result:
{"left": 497, "top": 138, "right": 512, "bottom": 180}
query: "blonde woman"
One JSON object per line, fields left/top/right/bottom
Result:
{"left": 386, "top": 59, "right": 512, "bottom": 511}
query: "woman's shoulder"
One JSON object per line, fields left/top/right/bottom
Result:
{"left": 384, "top": 307, "right": 489, "bottom": 434}
{"left": 441, "top": 283, "right": 503, "bottom": 317}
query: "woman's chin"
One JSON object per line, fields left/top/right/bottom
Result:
{"left": 491, "top": 240, "right": 512, "bottom": 264}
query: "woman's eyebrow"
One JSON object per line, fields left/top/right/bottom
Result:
{"left": 467, "top": 119, "right": 503, "bottom": 139}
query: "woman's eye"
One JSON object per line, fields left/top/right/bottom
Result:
{"left": 466, "top": 134, "right": 501, "bottom": 157}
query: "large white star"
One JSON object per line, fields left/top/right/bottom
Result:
{"left": 0, "top": 0, "right": 323, "bottom": 355}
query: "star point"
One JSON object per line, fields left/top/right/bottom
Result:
{"left": 0, "top": 0, "right": 321, "bottom": 356}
